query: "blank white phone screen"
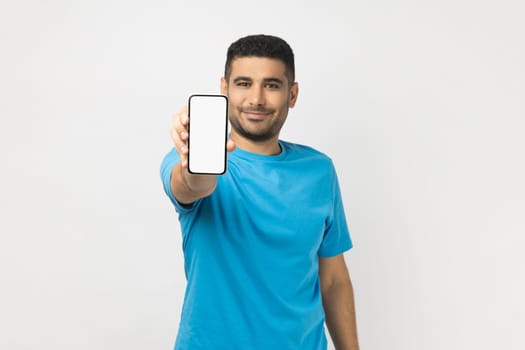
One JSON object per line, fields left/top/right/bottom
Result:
{"left": 188, "top": 94, "right": 228, "bottom": 174}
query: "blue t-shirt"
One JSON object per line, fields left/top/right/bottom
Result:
{"left": 160, "top": 140, "right": 352, "bottom": 350}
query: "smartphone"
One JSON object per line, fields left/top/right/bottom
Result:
{"left": 187, "top": 94, "right": 229, "bottom": 175}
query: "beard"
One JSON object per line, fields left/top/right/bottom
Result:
{"left": 229, "top": 106, "right": 287, "bottom": 142}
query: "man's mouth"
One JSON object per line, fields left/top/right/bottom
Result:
{"left": 244, "top": 111, "right": 270, "bottom": 121}
{"left": 239, "top": 108, "right": 273, "bottom": 121}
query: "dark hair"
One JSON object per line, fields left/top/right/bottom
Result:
{"left": 224, "top": 34, "right": 295, "bottom": 83}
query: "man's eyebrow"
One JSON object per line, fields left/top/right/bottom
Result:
{"left": 263, "top": 78, "right": 284, "bottom": 85}
{"left": 232, "top": 77, "right": 285, "bottom": 85}
{"left": 233, "top": 76, "right": 253, "bottom": 83}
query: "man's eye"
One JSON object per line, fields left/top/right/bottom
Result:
{"left": 236, "top": 82, "right": 250, "bottom": 87}
{"left": 265, "top": 83, "right": 280, "bottom": 89}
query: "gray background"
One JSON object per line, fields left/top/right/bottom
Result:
{"left": 1, "top": 0, "right": 524, "bottom": 349}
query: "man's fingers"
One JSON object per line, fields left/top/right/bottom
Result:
{"left": 178, "top": 106, "right": 189, "bottom": 127}
{"left": 170, "top": 127, "right": 187, "bottom": 156}
{"left": 172, "top": 111, "right": 188, "bottom": 134}
{"left": 170, "top": 107, "right": 190, "bottom": 169}
{"left": 226, "top": 139, "right": 236, "bottom": 152}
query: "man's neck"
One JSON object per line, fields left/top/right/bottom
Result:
{"left": 231, "top": 132, "right": 281, "bottom": 156}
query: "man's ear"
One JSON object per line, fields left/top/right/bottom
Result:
{"left": 220, "top": 77, "right": 228, "bottom": 95}
{"left": 289, "top": 82, "right": 299, "bottom": 108}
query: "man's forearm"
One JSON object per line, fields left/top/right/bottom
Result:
{"left": 170, "top": 162, "right": 217, "bottom": 204}
{"left": 322, "top": 279, "right": 360, "bottom": 350}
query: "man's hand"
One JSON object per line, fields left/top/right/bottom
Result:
{"left": 170, "top": 106, "right": 235, "bottom": 168}
{"left": 169, "top": 106, "right": 235, "bottom": 204}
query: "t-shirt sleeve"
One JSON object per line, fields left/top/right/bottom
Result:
{"left": 318, "top": 164, "right": 353, "bottom": 257}
{"left": 160, "top": 148, "right": 200, "bottom": 213}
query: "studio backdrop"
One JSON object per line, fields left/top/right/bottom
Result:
{"left": 1, "top": 1, "right": 524, "bottom": 349}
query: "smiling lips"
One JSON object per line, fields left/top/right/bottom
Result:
{"left": 244, "top": 111, "right": 270, "bottom": 121}
{"left": 240, "top": 107, "right": 274, "bottom": 121}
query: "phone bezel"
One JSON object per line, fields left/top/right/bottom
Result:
{"left": 187, "top": 94, "right": 229, "bottom": 175}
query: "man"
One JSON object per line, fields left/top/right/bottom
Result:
{"left": 161, "top": 34, "right": 359, "bottom": 350}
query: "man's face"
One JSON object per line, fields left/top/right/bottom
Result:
{"left": 221, "top": 57, "right": 298, "bottom": 143}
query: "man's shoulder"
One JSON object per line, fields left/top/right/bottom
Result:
{"left": 280, "top": 140, "right": 333, "bottom": 163}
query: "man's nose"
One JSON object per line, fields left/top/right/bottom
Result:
{"left": 249, "top": 85, "right": 265, "bottom": 106}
